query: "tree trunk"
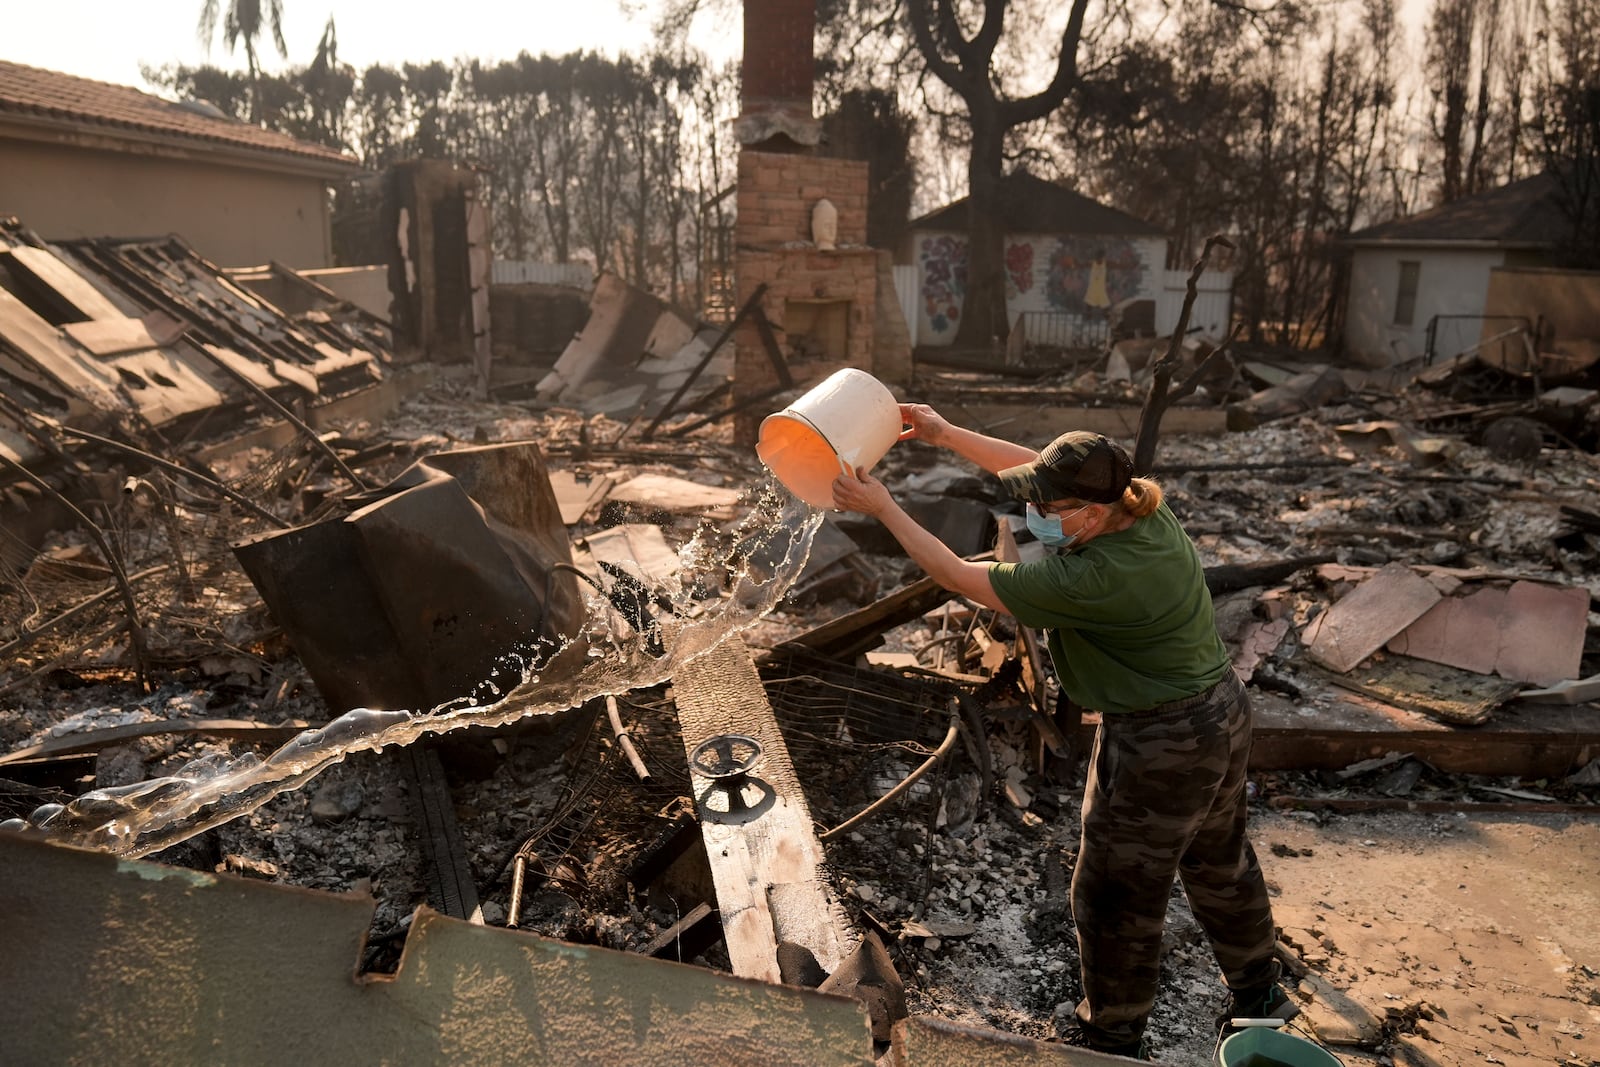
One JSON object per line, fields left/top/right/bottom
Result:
{"left": 953, "top": 116, "right": 1009, "bottom": 350}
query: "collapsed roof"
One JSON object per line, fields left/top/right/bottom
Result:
{"left": 0, "top": 216, "right": 393, "bottom": 463}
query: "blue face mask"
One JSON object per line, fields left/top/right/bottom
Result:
{"left": 1026, "top": 502, "right": 1087, "bottom": 549}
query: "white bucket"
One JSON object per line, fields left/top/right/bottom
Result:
{"left": 756, "top": 368, "right": 901, "bottom": 508}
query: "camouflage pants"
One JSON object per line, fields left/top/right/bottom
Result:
{"left": 1071, "top": 669, "right": 1279, "bottom": 1046}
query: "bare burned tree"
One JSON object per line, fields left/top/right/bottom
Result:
{"left": 1132, "top": 235, "right": 1239, "bottom": 475}
{"left": 905, "top": 0, "right": 1091, "bottom": 349}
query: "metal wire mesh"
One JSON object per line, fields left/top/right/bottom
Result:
{"left": 508, "top": 649, "right": 973, "bottom": 921}
{"left": 760, "top": 647, "right": 972, "bottom": 914}
{"left": 498, "top": 691, "right": 694, "bottom": 912}
{"left": 0, "top": 428, "right": 349, "bottom": 692}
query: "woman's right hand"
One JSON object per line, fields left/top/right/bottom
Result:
{"left": 898, "top": 403, "right": 951, "bottom": 446}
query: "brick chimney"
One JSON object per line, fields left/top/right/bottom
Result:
{"left": 736, "top": 0, "right": 822, "bottom": 149}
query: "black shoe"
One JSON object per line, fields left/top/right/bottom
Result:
{"left": 1055, "top": 1023, "right": 1151, "bottom": 1059}
{"left": 1217, "top": 981, "right": 1301, "bottom": 1033}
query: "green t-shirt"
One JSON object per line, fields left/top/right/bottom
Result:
{"left": 987, "top": 502, "right": 1230, "bottom": 715}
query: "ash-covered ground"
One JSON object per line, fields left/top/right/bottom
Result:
{"left": 4, "top": 376, "right": 1598, "bottom": 1065}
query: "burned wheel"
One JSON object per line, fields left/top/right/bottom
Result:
{"left": 689, "top": 734, "right": 763, "bottom": 779}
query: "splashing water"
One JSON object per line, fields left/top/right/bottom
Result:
{"left": 12, "top": 479, "right": 823, "bottom": 859}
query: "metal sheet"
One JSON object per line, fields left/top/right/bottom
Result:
{"left": 233, "top": 442, "right": 584, "bottom": 716}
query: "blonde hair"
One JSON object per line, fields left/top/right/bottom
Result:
{"left": 1118, "top": 476, "right": 1163, "bottom": 518}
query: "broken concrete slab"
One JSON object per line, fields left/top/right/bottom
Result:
{"left": 1387, "top": 580, "right": 1590, "bottom": 686}
{"left": 607, "top": 472, "right": 743, "bottom": 516}
{"left": 582, "top": 523, "right": 681, "bottom": 586}
{"left": 1302, "top": 562, "right": 1443, "bottom": 674}
{"left": 547, "top": 469, "right": 618, "bottom": 525}
{"left": 537, "top": 271, "right": 697, "bottom": 405}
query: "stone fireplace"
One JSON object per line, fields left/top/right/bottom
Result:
{"left": 731, "top": 0, "right": 912, "bottom": 444}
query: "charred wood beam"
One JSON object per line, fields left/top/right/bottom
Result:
{"left": 1203, "top": 555, "right": 1336, "bottom": 596}
{"left": 765, "top": 569, "right": 977, "bottom": 664}
{"left": 402, "top": 744, "right": 483, "bottom": 922}
{"left": 625, "top": 798, "right": 701, "bottom": 892}
{"left": 1269, "top": 796, "right": 1597, "bottom": 816}
{"left": 642, "top": 901, "right": 723, "bottom": 963}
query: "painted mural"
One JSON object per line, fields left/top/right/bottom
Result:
{"left": 918, "top": 235, "right": 968, "bottom": 337}
{"left": 915, "top": 232, "right": 1158, "bottom": 345}
{"left": 1005, "top": 241, "right": 1034, "bottom": 297}
{"left": 1045, "top": 237, "right": 1144, "bottom": 315}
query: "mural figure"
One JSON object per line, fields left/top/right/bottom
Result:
{"left": 1045, "top": 237, "right": 1143, "bottom": 316}
{"left": 1085, "top": 250, "right": 1110, "bottom": 315}
{"left": 1005, "top": 241, "right": 1035, "bottom": 298}
{"left": 919, "top": 235, "right": 968, "bottom": 336}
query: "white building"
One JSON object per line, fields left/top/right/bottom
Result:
{"left": 1343, "top": 174, "right": 1567, "bottom": 366}
{"left": 898, "top": 171, "right": 1233, "bottom": 349}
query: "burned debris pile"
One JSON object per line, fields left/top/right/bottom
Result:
{"left": 2, "top": 254, "right": 1598, "bottom": 1063}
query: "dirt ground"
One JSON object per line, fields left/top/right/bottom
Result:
{"left": 3, "top": 372, "right": 1598, "bottom": 1065}
{"left": 1254, "top": 808, "right": 1600, "bottom": 1067}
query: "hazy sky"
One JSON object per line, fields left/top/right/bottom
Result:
{"left": 1, "top": 0, "right": 739, "bottom": 91}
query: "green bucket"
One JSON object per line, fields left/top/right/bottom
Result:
{"left": 1214, "top": 1025, "right": 1343, "bottom": 1067}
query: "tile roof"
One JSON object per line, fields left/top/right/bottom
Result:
{"left": 910, "top": 170, "right": 1166, "bottom": 238}
{"left": 0, "top": 59, "right": 361, "bottom": 174}
{"left": 1347, "top": 173, "right": 1567, "bottom": 246}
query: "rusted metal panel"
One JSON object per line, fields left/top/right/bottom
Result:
{"left": 0, "top": 832, "right": 876, "bottom": 1067}
{"left": 891, "top": 1015, "right": 1125, "bottom": 1065}
{"left": 233, "top": 443, "right": 585, "bottom": 716}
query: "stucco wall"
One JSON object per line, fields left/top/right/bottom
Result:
{"left": 0, "top": 140, "right": 334, "bottom": 269}
{"left": 912, "top": 230, "right": 1165, "bottom": 346}
{"left": 1346, "top": 246, "right": 1507, "bottom": 365}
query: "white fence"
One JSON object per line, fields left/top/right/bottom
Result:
{"left": 491, "top": 260, "right": 594, "bottom": 289}
{"left": 892, "top": 264, "right": 921, "bottom": 347}
{"left": 892, "top": 263, "right": 1232, "bottom": 348}
{"left": 1155, "top": 269, "right": 1232, "bottom": 340}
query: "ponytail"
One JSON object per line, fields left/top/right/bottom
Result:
{"left": 1119, "top": 476, "right": 1163, "bottom": 518}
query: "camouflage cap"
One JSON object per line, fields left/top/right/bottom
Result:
{"left": 998, "top": 431, "right": 1134, "bottom": 505}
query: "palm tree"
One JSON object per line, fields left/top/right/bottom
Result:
{"left": 197, "top": 0, "right": 288, "bottom": 123}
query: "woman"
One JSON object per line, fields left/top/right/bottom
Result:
{"left": 830, "top": 403, "right": 1296, "bottom": 1059}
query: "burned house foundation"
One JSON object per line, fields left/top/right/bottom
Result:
{"left": 4, "top": 0, "right": 1600, "bottom": 1062}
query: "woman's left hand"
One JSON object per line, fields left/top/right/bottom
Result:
{"left": 831, "top": 465, "right": 893, "bottom": 517}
